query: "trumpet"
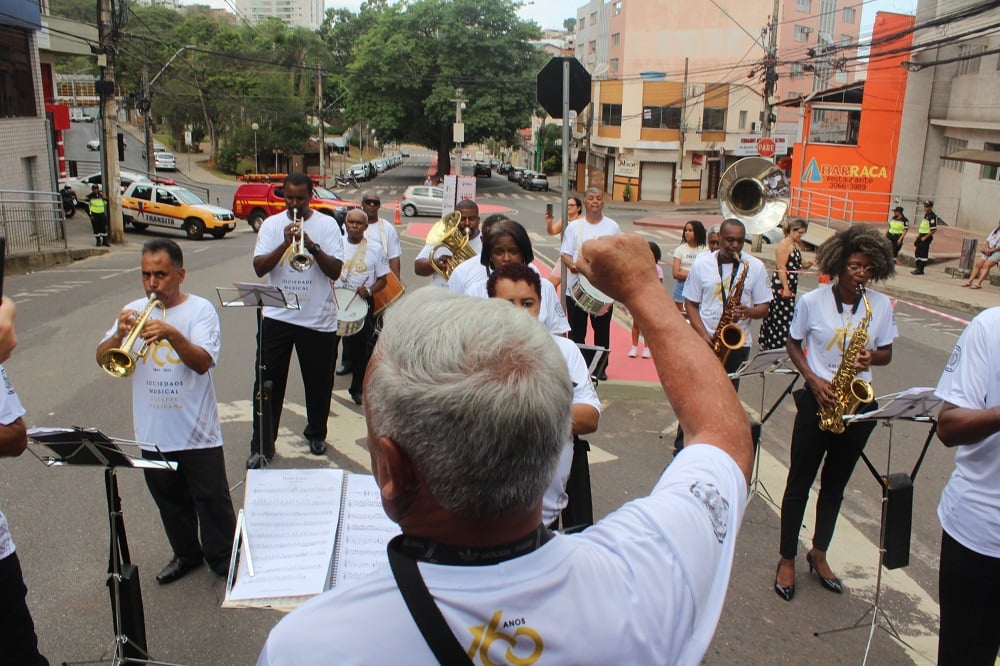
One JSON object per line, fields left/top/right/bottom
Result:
{"left": 99, "top": 294, "right": 167, "bottom": 378}
{"left": 288, "top": 210, "right": 315, "bottom": 272}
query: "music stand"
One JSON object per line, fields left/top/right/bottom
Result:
{"left": 575, "top": 343, "right": 610, "bottom": 387}
{"left": 730, "top": 349, "right": 800, "bottom": 506}
{"left": 27, "top": 426, "right": 180, "bottom": 666}
{"left": 813, "top": 387, "right": 941, "bottom": 664}
{"left": 218, "top": 283, "right": 299, "bottom": 470}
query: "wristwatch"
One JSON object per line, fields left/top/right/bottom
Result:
{"left": 309, "top": 242, "right": 321, "bottom": 254}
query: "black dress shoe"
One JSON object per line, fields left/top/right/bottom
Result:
{"left": 911, "top": 268, "right": 924, "bottom": 275}
{"left": 774, "top": 563, "right": 795, "bottom": 602}
{"left": 349, "top": 391, "right": 363, "bottom": 406}
{"left": 335, "top": 364, "right": 353, "bottom": 376}
{"left": 308, "top": 438, "right": 327, "bottom": 455}
{"left": 245, "top": 453, "right": 271, "bottom": 469}
{"left": 806, "top": 551, "right": 843, "bottom": 594}
{"left": 156, "top": 556, "right": 202, "bottom": 585}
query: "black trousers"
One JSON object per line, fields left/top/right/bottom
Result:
{"left": 0, "top": 552, "right": 48, "bottom": 665}
{"left": 886, "top": 232, "right": 904, "bottom": 258}
{"left": 566, "top": 296, "right": 612, "bottom": 350}
{"left": 343, "top": 299, "right": 376, "bottom": 395}
{"left": 914, "top": 234, "right": 933, "bottom": 267}
{"left": 89, "top": 212, "right": 108, "bottom": 238}
{"left": 251, "top": 317, "right": 338, "bottom": 455}
{"left": 143, "top": 447, "right": 236, "bottom": 574}
{"left": 778, "top": 388, "right": 877, "bottom": 559}
{"left": 938, "top": 529, "right": 1000, "bottom": 665}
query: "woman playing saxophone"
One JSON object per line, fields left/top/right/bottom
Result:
{"left": 774, "top": 225, "right": 897, "bottom": 602}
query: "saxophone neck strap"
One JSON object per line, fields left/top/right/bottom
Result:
{"left": 717, "top": 253, "right": 740, "bottom": 301}
{"left": 831, "top": 283, "right": 861, "bottom": 316}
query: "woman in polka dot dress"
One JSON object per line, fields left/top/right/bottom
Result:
{"left": 760, "top": 219, "right": 812, "bottom": 350}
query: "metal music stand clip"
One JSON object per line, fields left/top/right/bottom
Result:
{"left": 26, "top": 426, "right": 182, "bottom": 666}
{"left": 813, "top": 387, "right": 942, "bottom": 664}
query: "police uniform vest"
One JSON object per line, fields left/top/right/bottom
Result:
{"left": 888, "top": 217, "right": 906, "bottom": 234}
{"left": 88, "top": 196, "right": 107, "bottom": 215}
{"left": 918, "top": 215, "right": 935, "bottom": 235}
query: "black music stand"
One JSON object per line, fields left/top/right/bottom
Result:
{"left": 731, "top": 349, "right": 800, "bottom": 507}
{"left": 26, "top": 427, "right": 180, "bottom": 666}
{"left": 218, "top": 283, "right": 299, "bottom": 470}
{"left": 813, "top": 387, "right": 941, "bottom": 664}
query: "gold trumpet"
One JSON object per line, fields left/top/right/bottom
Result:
{"left": 426, "top": 212, "right": 475, "bottom": 280}
{"left": 288, "top": 210, "right": 315, "bottom": 272}
{"left": 99, "top": 294, "right": 167, "bottom": 378}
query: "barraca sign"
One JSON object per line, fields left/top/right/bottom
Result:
{"left": 802, "top": 158, "right": 890, "bottom": 191}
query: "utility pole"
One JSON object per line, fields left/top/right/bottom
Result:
{"left": 453, "top": 88, "right": 466, "bottom": 177}
{"left": 676, "top": 57, "right": 688, "bottom": 205}
{"left": 762, "top": 0, "right": 780, "bottom": 141}
{"left": 98, "top": 0, "right": 123, "bottom": 243}
{"left": 316, "top": 68, "right": 325, "bottom": 183}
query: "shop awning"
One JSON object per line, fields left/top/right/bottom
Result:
{"left": 942, "top": 149, "right": 1000, "bottom": 166}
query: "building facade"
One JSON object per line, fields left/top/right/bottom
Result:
{"left": 236, "top": 0, "right": 325, "bottom": 30}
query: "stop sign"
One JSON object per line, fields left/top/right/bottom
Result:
{"left": 537, "top": 57, "right": 591, "bottom": 119}
{"left": 757, "top": 137, "right": 776, "bottom": 158}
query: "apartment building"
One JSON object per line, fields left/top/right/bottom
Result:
{"left": 573, "top": 0, "right": 860, "bottom": 202}
{"left": 236, "top": 0, "right": 325, "bottom": 30}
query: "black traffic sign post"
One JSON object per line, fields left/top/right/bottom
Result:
{"left": 536, "top": 56, "right": 592, "bottom": 315}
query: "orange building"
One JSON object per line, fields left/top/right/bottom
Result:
{"left": 785, "top": 12, "right": 915, "bottom": 222}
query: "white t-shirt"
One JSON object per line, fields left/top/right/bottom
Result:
{"left": 787, "top": 285, "right": 897, "bottom": 383}
{"left": 335, "top": 238, "right": 389, "bottom": 291}
{"left": 365, "top": 218, "right": 401, "bottom": 264}
{"left": 935, "top": 306, "right": 1000, "bottom": 558}
{"left": 673, "top": 243, "right": 707, "bottom": 274}
{"left": 543, "top": 336, "right": 602, "bottom": 525}
{"left": 449, "top": 261, "right": 571, "bottom": 335}
{"left": 0, "top": 365, "right": 26, "bottom": 561}
{"left": 258, "top": 445, "right": 747, "bottom": 666}
{"left": 254, "top": 210, "right": 346, "bottom": 332}
{"left": 417, "top": 234, "right": 483, "bottom": 288}
{"left": 103, "top": 295, "right": 223, "bottom": 453}
{"left": 559, "top": 216, "right": 621, "bottom": 293}
{"left": 682, "top": 251, "right": 772, "bottom": 348}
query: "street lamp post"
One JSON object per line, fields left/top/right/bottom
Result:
{"left": 251, "top": 123, "right": 259, "bottom": 174}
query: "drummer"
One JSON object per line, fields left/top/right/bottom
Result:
{"left": 335, "top": 209, "right": 389, "bottom": 406}
{"left": 560, "top": 188, "right": 621, "bottom": 380}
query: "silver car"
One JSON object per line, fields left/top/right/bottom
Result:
{"left": 400, "top": 185, "right": 443, "bottom": 217}
{"left": 154, "top": 152, "right": 177, "bottom": 171}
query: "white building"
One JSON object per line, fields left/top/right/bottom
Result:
{"left": 236, "top": 0, "right": 325, "bottom": 30}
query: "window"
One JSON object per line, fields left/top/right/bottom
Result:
{"left": 794, "top": 25, "right": 811, "bottom": 42}
{"left": 797, "top": 0, "right": 810, "bottom": 10}
{"left": 843, "top": 6, "right": 855, "bottom": 23}
{"left": 589, "top": 40, "right": 596, "bottom": 52}
{"left": 981, "top": 142, "right": 1000, "bottom": 181}
{"left": 738, "top": 110, "right": 747, "bottom": 129}
{"left": 702, "top": 107, "right": 726, "bottom": 131}
{"left": 642, "top": 105, "right": 682, "bottom": 129}
{"left": 612, "top": 32, "right": 620, "bottom": 46}
{"left": 808, "top": 107, "right": 861, "bottom": 145}
{"left": 613, "top": 1, "right": 622, "bottom": 15}
{"left": 610, "top": 58, "right": 619, "bottom": 73}
{"left": 790, "top": 63, "right": 804, "bottom": 77}
{"left": 942, "top": 137, "right": 967, "bottom": 172}
{"left": 578, "top": 16, "right": 585, "bottom": 30}
{"left": 0, "top": 27, "right": 37, "bottom": 118}
{"left": 601, "top": 103, "right": 622, "bottom": 126}
{"left": 957, "top": 44, "right": 985, "bottom": 76}
{"left": 590, "top": 11, "right": 597, "bottom": 24}
{"left": 132, "top": 185, "right": 153, "bottom": 201}
{"left": 841, "top": 34, "right": 851, "bottom": 46}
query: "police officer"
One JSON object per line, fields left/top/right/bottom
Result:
{"left": 86, "top": 184, "right": 109, "bottom": 247}
{"left": 912, "top": 200, "right": 937, "bottom": 275}
{"left": 886, "top": 206, "right": 908, "bottom": 262}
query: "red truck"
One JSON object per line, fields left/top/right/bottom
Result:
{"left": 231, "top": 175, "right": 361, "bottom": 231}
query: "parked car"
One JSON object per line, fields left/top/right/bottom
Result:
{"left": 508, "top": 167, "right": 525, "bottom": 182}
{"left": 141, "top": 145, "right": 168, "bottom": 160}
{"left": 518, "top": 170, "right": 537, "bottom": 188}
{"left": 524, "top": 172, "right": 549, "bottom": 191}
{"left": 231, "top": 180, "right": 360, "bottom": 232}
{"left": 473, "top": 161, "right": 491, "bottom": 178}
{"left": 498, "top": 162, "right": 512, "bottom": 174}
{"left": 489, "top": 158, "right": 501, "bottom": 169}
{"left": 121, "top": 182, "right": 237, "bottom": 240}
{"left": 400, "top": 185, "right": 444, "bottom": 217}
{"left": 154, "top": 152, "right": 177, "bottom": 171}
{"left": 58, "top": 170, "right": 153, "bottom": 201}
{"left": 86, "top": 139, "right": 100, "bottom": 151}
{"left": 400, "top": 150, "right": 410, "bottom": 158}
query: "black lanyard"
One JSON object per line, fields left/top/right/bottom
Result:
{"left": 831, "top": 283, "right": 861, "bottom": 316}
{"left": 717, "top": 253, "right": 740, "bottom": 303}
{"left": 391, "top": 524, "right": 554, "bottom": 566}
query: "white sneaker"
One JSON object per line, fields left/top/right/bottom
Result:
{"left": 642, "top": 348, "right": 651, "bottom": 358}
{"left": 628, "top": 346, "right": 639, "bottom": 358}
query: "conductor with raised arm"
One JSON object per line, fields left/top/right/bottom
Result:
{"left": 258, "top": 234, "right": 753, "bottom": 665}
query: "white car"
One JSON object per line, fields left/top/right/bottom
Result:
{"left": 58, "top": 170, "right": 153, "bottom": 201}
{"left": 154, "top": 152, "right": 177, "bottom": 171}
{"left": 400, "top": 185, "right": 444, "bottom": 217}
{"left": 86, "top": 139, "right": 100, "bottom": 151}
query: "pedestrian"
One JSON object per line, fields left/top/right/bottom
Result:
{"left": 886, "top": 206, "right": 909, "bottom": 261}
{"left": 961, "top": 220, "right": 1000, "bottom": 289}
{"left": 670, "top": 220, "right": 708, "bottom": 314}
{"left": 86, "top": 184, "right": 109, "bottom": 247}
{"left": 759, "top": 219, "right": 813, "bottom": 351}
{"left": 911, "top": 200, "right": 938, "bottom": 275}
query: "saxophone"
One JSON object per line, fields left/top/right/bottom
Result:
{"left": 710, "top": 259, "right": 749, "bottom": 364}
{"left": 818, "top": 286, "right": 875, "bottom": 434}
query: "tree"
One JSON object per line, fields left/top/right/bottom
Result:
{"left": 345, "top": 0, "right": 543, "bottom": 180}
{"left": 563, "top": 17, "right": 576, "bottom": 33}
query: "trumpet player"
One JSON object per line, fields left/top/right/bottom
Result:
{"left": 249, "top": 172, "right": 345, "bottom": 466}
{"left": 95, "top": 239, "right": 236, "bottom": 585}
{"left": 775, "top": 226, "right": 896, "bottom": 602}
{"left": 414, "top": 199, "right": 481, "bottom": 287}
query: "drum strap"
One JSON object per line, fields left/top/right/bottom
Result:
{"left": 343, "top": 238, "right": 368, "bottom": 278}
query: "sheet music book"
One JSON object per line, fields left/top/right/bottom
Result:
{"left": 223, "top": 468, "right": 399, "bottom": 611}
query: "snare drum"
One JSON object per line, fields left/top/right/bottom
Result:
{"left": 569, "top": 275, "right": 614, "bottom": 317}
{"left": 335, "top": 288, "right": 369, "bottom": 337}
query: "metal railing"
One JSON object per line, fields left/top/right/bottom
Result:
{"left": 0, "top": 190, "right": 68, "bottom": 255}
{"left": 788, "top": 187, "right": 856, "bottom": 227}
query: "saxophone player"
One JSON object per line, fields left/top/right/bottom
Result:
{"left": 774, "top": 226, "right": 896, "bottom": 602}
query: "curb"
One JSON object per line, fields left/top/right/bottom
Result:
{"left": 7, "top": 247, "right": 108, "bottom": 275}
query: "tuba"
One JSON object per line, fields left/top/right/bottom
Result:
{"left": 287, "top": 210, "right": 315, "bottom": 272}
{"left": 99, "top": 294, "right": 167, "bottom": 378}
{"left": 426, "top": 211, "right": 475, "bottom": 280}
{"left": 818, "top": 286, "right": 875, "bottom": 433}
{"left": 719, "top": 157, "right": 788, "bottom": 236}
{"left": 710, "top": 260, "right": 749, "bottom": 364}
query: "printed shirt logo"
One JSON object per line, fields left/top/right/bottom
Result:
{"left": 944, "top": 344, "right": 960, "bottom": 373}
{"left": 689, "top": 481, "right": 730, "bottom": 543}
{"left": 467, "top": 610, "right": 543, "bottom": 665}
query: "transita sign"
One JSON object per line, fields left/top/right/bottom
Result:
{"left": 802, "top": 158, "right": 890, "bottom": 191}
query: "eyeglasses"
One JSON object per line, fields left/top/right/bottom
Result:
{"left": 846, "top": 264, "right": 876, "bottom": 276}
{"left": 362, "top": 199, "right": 380, "bottom": 205}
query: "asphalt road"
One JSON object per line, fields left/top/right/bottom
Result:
{"left": 14, "top": 136, "right": 965, "bottom": 664}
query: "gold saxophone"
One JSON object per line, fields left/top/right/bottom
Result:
{"left": 818, "top": 286, "right": 875, "bottom": 434}
{"left": 710, "top": 259, "right": 749, "bottom": 364}
{"left": 425, "top": 212, "right": 475, "bottom": 280}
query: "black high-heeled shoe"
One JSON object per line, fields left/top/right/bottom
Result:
{"left": 774, "top": 563, "right": 795, "bottom": 602}
{"left": 806, "top": 551, "right": 843, "bottom": 594}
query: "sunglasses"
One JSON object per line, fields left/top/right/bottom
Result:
{"left": 362, "top": 199, "right": 380, "bottom": 205}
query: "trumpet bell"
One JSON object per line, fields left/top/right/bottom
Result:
{"left": 719, "top": 157, "right": 788, "bottom": 235}
{"left": 99, "top": 349, "right": 137, "bottom": 378}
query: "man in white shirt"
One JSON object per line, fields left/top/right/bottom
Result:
{"left": 248, "top": 173, "right": 345, "bottom": 466}
{"left": 96, "top": 239, "right": 236, "bottom": 585}
{"left": 560, "top": 188, "right": 620, "bottom": 379}
{"left": 415, "top": 199, "right": 482, "bottom": 287}
{"left": 258, "top": 234, "right": 753, "bottom": 666}
{"left": 934, "top": 306, "right": 1000, "bottom": 664}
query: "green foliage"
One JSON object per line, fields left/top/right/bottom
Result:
{"left": 542, "top": 155, "right": 559, "bottom": 174}
{"left": 216, "top": 144, "right": 241, "bottom": 173}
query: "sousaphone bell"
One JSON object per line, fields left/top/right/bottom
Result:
{"left": 719, "top": 157, "right": 788, "bottom": 236}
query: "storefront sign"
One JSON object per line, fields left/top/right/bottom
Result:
{"left": 692, "top": 153, "right": 706, "bottom": 167}
{"left": 734, "top": 135, "right": 789, "bottom": 157}
{"left": 616, "top": 156, "right": 639, "bottom": 178}
{"left": 801, "top": 157, "right": 890, "bottom": 191}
